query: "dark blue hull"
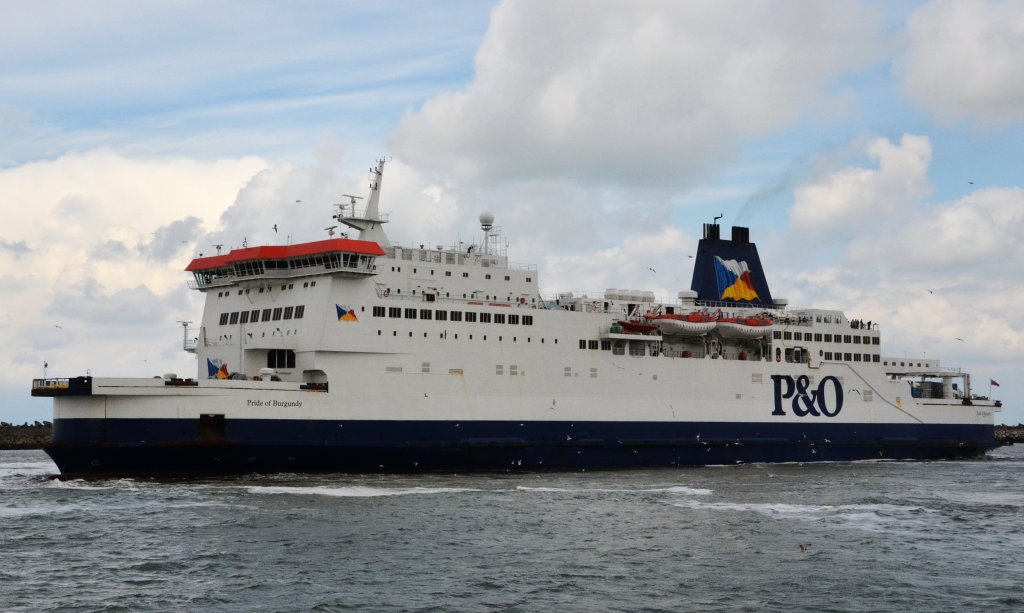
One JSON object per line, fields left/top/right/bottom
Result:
{"left": 44, "top": 418, "right": 996, "bottom": 477}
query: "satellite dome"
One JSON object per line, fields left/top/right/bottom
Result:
{"left": 479, "top": 212, "right": 495, "bottom": 226}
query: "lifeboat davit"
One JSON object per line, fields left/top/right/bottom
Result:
{"left": 646, "top": 312, "right": 717, "bottom": 336}
{"left": 716, "top": 316, "right": 773, "bottom": 338}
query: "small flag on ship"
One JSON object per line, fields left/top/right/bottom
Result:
{"left": 991, "top": 379, "right": 1000, "bottom": 387}
{"left": 336, "top": 305, "right": 358, "bottom": 322}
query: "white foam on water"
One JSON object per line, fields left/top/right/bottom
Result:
{"left": 46, "top": 478, "right": 138, "bottom": 491}
{"left": 515, "top": 485, "right": 712, "bottom": 495}
{"left": 935, "top": 490, "right": 1024, "bottom": 507}
{"left": 244, "top": 485, "right": 479, "bottom": 498}
{"left": 671, "top": 499, "right": 934, "bottom": 532}
{"left": 0, "top": 461, "right": 58, "bottom": 479}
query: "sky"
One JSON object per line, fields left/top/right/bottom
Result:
{"left": 1, "top": 0, "right": 1022, "bottom": 425}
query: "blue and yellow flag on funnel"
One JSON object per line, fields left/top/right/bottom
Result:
{"left": 336, "top": 305, "right": 358, "bottom": 322}
{"left": 714, "top": 256, "right": 759, "bottom": 302}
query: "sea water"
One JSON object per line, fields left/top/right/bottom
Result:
{"left": 2, "top": 447, "right": 1022, "bottom": 612}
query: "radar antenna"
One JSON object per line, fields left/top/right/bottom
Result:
{"left": 212, "top": 244, "right": 224, "bottom": 255}
{"left": 325, "top": 225, "right": 338, "bottom": 237}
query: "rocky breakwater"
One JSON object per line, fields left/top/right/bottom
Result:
{"left": 0, "top": 422, "right": 52, "bottom": 449}
{"left": 995, "top": 425, "right": 1024, "bottom": 446}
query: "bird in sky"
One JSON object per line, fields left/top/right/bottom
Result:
{"left": 647, "top": 267, "right": 656, "bottom": 273}
{"left": 272, "top": 224, "right": 278, "bottom": 233}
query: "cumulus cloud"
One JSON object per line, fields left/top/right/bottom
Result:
{"left": 789, "top": 134, "right": 932, "bottom": 242}
{"left": 0, "top": 238, "right": 30, "bottom": 257}
{"left": 392, "top": 0, "right": 884, "bottom": 189}
{"left": 768, "top": 134, "right": 1024, "bottom": 381}
{"left": 140, "top": 216, "right": 204, "bottom": 262}
{"left": 900, "top": 0, "right": 1024, "bottom": 125}
{"left": 0, "top": 149, "right": 268, "bottom": 405}
{"left": 46, "top": 280, "right": 178, "bottom": 326}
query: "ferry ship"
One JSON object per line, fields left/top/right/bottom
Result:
{"left": 33, "top": 160, "right": 1000, "bottom": 476}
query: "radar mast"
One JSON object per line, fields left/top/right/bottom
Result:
{"left": 336, "top": 159, "right": 391, "bottom": 247}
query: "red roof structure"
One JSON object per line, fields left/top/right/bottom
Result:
{"left": 185, "top": 238, "right": 385, "bottom": 271}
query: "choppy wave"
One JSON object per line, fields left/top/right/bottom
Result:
{"left": 2, "top": 447, "right": 1022, "bottom": 612}
{"left": 671, "top": 499, "right": 937, "bottom": 531}
{"left": 516, "top": 485, "right": 712, "bottom": 495}
{"left": 244, "top": 485, "right": 479, "bottom": 497}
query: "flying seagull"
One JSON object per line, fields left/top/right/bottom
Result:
{"left": 272, "top": 224, "right": 278, "bottom": 233}
{"left": 647, "top": 267, "right": 656, "bottom": 273}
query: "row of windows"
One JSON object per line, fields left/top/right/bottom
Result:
{"left": 217, "top": 281, "right": 316, "bottom": 298}
{"left": 389, "top": 265, "right": 532, "bottom": 284}
{"left": 267, "top": 349, "right": 296, "bottom": 369}
{"left": 371, "top": 306, "right": 534, "bottom": 325}
{"left": 579, "top": 339, "right": 656, "bottom": 357}
{"left": 376, "top": 330, "right": 556, "bottom": 344}
{"left": 884, "top": 361, "right": 932, "bottom": 368}
{"left": 218, "top": 305, "right": 306, "bottom": 326}
{"left": 775, "top": 331, "right": 879, "bottom": 345}
{"left": 824, "top": 352, "right": 880, "bottom": 363}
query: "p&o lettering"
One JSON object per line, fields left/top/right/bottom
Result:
{"left": 771, "top": 374, "right": 843, "bottom": 417}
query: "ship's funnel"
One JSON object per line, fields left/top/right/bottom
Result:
{"left": 690, "top": 225, "right": 774, "bottom": 308}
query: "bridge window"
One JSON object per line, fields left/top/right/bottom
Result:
{"left": 494, "top": 314, "right": 506, "bottom": 324}
{"left": 588, "top": 340, "right": 599, "bottom": 350}
{"left": 272, "top": 308, "right": 283, "bottom": 320}
{"left": 239, "top": 311, "right": 250, "bottom": 324}
{"left": 450, "top": 311, "right": 462, "bottom": 321}
{"left": 283, "top": 307, "right": 294, "bottom": 320}
{"left": 509, "top": 315, "right": 519, "bottom": 325}
{"left": 262, "top": 308, "right": 272, "bottom": 321}
{"left": 773, "top": 331, "right": 782, "bottom": 340}
{"left": 405, "top": 308, "right": 417, "bottom": 319}
{"left": 250, "top": 310, "right": 260, "bottom": 322}
{"left": 523, "top": 315, "right": 533, "bottom": 325}
{"left": 219, "top": 313, "right": 229, "bottom": 326}
{"left": 373, "top": 306, "right": 385, "bottom": 317}
{"left": 229, "top": 312, "right": 239, "bottom": 325}
{"left": 465, "top": 312, "right": 477, "bottom": 323}
{"left": 435, "top": 310, "right": 447, "bottom": 321}
{"left": 480, "top": 313, "right": 492, "bottom": 323}
{"left": 824, "top": 334, "right": 832, "bottom": 342}
{"left": 420, "top": 309, "right": 432, "bottom": 320}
